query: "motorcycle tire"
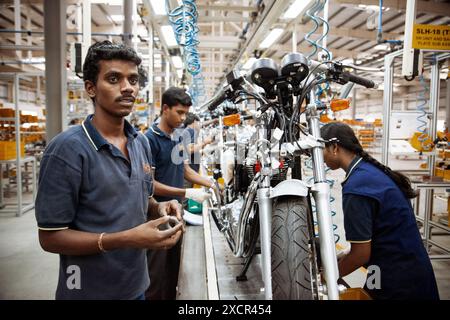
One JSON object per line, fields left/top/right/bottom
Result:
{"left": 271, "top": 196, "right": 316, "bottom": 300}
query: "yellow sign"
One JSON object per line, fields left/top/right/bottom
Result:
{"left": 412, "top": 24, "right": 450, "bottom": 51}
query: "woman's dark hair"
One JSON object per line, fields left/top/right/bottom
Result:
{"left": 321, "top": 122, "right": 417, "bottom": 199}
{"left": 82, "top": 40, "right": 142, "bottom": 85}
{"left": 162, "top": 87, "right": 192, "bottom": 114}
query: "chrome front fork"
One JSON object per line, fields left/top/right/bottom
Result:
{"left": 255, "top": 107, "right": 340, "bottom": 300}
{"left": 257, "top": 185, "right": 272, "bottom": 300}
{"left": 255, "top": 122, "right": 274, "bottom": 300}
{"left": 307, "top": 105, "right": 340, "bottom": 300}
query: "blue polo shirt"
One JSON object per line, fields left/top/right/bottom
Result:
{"left": 35, "top": 114, "right": 153, "bottom": 300}
{"left": 342, "top": 157, "right": 439, "bottom": 300}
{"left": 184, "top": 127, "right": 200, "bottom": 173}
{"left": 145, "top": 123, "right": 187, "bottom": 203}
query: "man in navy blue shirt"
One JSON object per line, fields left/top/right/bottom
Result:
{"left": 183, "top": 112, "right": 214, "bottom": 173}
{"left": 35, "top": 41, "right": 183, "bottom": 300}
{"left": 145, "top": 87, "right": 217, "bottom": 300}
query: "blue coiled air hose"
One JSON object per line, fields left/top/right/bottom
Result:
{"left": 416, "top": 74, "right": 432, "bottom": 151}
{"left": 166, "top": 0, "right": 205, "bottom": 105}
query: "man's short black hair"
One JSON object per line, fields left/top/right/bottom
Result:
{"left": 82, "top": 40, "right": 142, "bottom": 85}
{"left": 184, "top": 112, "right": 200, "bottom": 126}
{"left": 161, "top": 87, "right": 192, "bottom": 113}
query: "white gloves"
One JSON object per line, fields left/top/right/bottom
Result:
{"left": 336, "top": 246, "right": 351, "bottom": 260}
{"left": 185, "top": 188, "right": 212, "bottom": 203}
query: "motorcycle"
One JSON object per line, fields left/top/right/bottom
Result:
{"left": 198, "top": 52, "right": 375, "bottom": 300}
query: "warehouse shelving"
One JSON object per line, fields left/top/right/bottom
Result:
{"left": 0, "top": 73, "right": 42, "bottom": 217}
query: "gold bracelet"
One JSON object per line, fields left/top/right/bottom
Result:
{"left": 98, "top": 232, "right": 107, "bottom": 253}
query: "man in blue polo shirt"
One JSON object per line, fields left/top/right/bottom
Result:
{"left": 183, "top": 112, "right": 215, "bottom": 173}
{"left": 35, "top": 41, "right": 183, "bottom": 300}
{"left": 145, "top": 87, "right": 217, "bottom": 300}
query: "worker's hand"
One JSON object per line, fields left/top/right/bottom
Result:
{"left": 130, "top": 216, "right": 183, "bottom": 250}
{"left": 157, "top": 200, "right": 185, "bottom": 232}
{"left": 208, "top": 178, "right": 224, "bottom": 192}
{"left": 185, "top": 188, "right": 212, "bottom": 203}
{"left": 157, "top": 200, "right": 182, "bottom": 221}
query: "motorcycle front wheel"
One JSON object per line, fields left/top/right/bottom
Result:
{"left": 271, "top": 196, "right": 319, "bottom": 300}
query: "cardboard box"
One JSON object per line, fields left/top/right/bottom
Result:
{"left": 0, "top": 141, "right": 25, "bottom": 160}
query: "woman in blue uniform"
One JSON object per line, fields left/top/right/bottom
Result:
{"left": 320, "top": 122, "right": 439, "bottom": 300}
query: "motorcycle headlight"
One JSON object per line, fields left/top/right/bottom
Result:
{"left": 281, "top": 52, "right": 309, "bottom": 85}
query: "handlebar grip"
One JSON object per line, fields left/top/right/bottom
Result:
{"left": 343, "top": 72, "right": 375, "bottom": 88}
{"left": 207, "top": 91, "right": 227, "bottom": 111}
{"left": 198, "top": 91, "right": 228, "bottom": 112}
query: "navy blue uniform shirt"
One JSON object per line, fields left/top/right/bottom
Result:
{"left": 35, "top": 114, "right": 153, "bottom": 299}
{"left": 342, "top": 157, "right": 439, "bottom": 300}
{"left": 145, "top": 123, "right": 187, "bottom": 203}
{"left": 184, "top": 127, "right": 200, "bottom": 173}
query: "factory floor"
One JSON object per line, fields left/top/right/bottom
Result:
{"left": 1, "top": 154, "right": 449, "bottom": 300}
{"left": 0, "top": 196, "right": 449, "bottom": 300}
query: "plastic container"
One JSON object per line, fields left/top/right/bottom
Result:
{"left": 0, "top": 141, "right": 25, "bottom": 160}
{"left": 339, "top": 288, "right": 372, "bottom": 300}
{"left": 187, "top": 198, "right": 203, "bottom": 214}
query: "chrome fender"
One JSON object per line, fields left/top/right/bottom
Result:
{"left": 269, "top": 179, "right": 309, "bottom": 199}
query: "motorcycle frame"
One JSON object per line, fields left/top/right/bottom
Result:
{"left": 207, "top": 83, "right": 340, "bottom": 301}
{"left": 253, "top": 98, "right": 339, "bottom": 300}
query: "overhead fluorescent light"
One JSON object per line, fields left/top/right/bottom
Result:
{"left": 282, "top": 0, "right": 313, "bottom": 19}
{"left": 91, "top": 0, "right": 123, "bottom": 5}
{"left": 242, "top": 57, "right": 257, "bottom": 70}
{"left": 111, "top": 15, "right": 124, "bottom": 22}
{"left": 21, "top": 57, "right": 45, "bottom": 64}
{"left": 110, "top": 15, "right": 140, "bottom": 22}
{"left": 34, "top": 64, "right": 45, "bottom": 71}
{"left": 161, "top": 25, "right": 178, "bottom": 47}
{"left": 340, "top": 58, "right": 353, "bottom": 65}
{"left": 259, "top": 28, "right": 284, "bottom": 49}
{"left": 149, "top": 0, "right": 167, "bottom": 15}
{"left": 360, "top": 4, "right": 389, "bottom": 11}
{"left": 374, "top": 44, "right": 389, "bottom": 51}
{"left": 171, "top": 56, "right": 183, "bottom": 69}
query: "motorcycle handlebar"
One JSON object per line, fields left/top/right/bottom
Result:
{"left": 198, "top": 89, "right": 228, "bottom": 112}
{"left": 198, "top": 59, "right": 375, "bottom": 113}
{"left": 343, "top": 72, "right": 375, "bottom": 89}
{"left": 308, "top": 60, "right": 375, "bottom": 88}
{"left": 207, "top": 91, "right": 228, "bottom": 111}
